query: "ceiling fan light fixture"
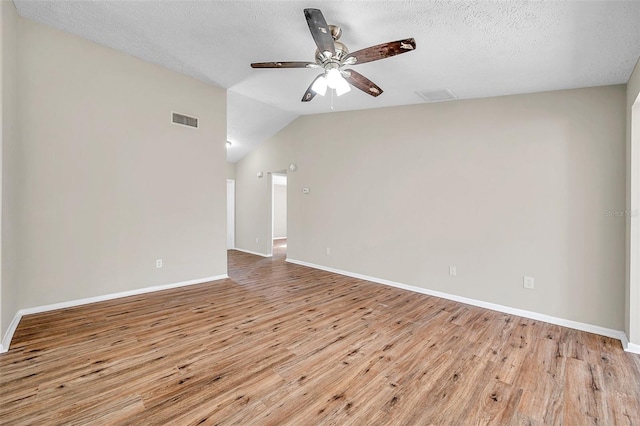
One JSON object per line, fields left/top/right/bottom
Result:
{"left": 335, "top": 77, "right": 351, "bottom": 96}
{"left": 311, "top": 76, "right": 328, "bottom": 96}
{"left": 326, "top": 68, "right": 342, "bottom": 89}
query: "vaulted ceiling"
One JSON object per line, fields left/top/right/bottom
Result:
{"left": 14, "top": 1, "right": 640, "bottom": 162}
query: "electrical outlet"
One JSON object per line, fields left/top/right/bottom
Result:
{"left": 523, "top": 276, "right": 535, "bottom": 289}
{"left": 255, "top": 237, "right": 259, "bottom": 243}
{"left": 449, "top": 266, "right": 457, "bottom": 276}
{"left": 156, "top": 259, "right": 163, "bottom": 268}
{"left": 326, "top": 247, "right": 331, "bottom": 255}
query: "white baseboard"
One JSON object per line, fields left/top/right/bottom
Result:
{"left": 0, "top": 311, "right": 23, "bottom": 354}
{"left": 625, "top": 341, "right": 640, "bottom": 355}
{"left": 233, "top": 248, "right": 272, "bottom": 258}
{"left": 286, "top": 258, "right": 633, "bottom": 349}
{"left": 0, "top": 274, "right": 227, "bottom": 353}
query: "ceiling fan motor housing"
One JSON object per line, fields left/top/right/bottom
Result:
{"left": 315, "top": 40, "right": 349, "bottom": 64}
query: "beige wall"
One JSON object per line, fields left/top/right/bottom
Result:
{"left": 15, "top": 18, "right": 227, "bottom": 309}
{"left": 1, "top": 0, "right": 20, "bottom": 342}
{"left": 226, "top": 162, "right": 236, "bottom": 180}
{"left": 236, "top": 85, "right": 627, "bottom": 330}
{"left": 626, "top": 57, "right": 640, "bottom": 344}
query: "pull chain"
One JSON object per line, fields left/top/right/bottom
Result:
{"left": 330, "top": 88, "right": 334, "bottom": 111}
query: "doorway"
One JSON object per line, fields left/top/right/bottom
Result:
{"left": 226, "top": 179, "right": 235, "bottom": 250}
{"left": 272, "top": 173, "right": 287, "bottom": 256}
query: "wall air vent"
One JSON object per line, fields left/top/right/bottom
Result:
{"left": 172, "top": 112, "right": 198, "bottom": 128}
{"left": 416, "top": 89, "right": 457, "bottom": 103}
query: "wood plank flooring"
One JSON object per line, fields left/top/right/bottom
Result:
{"left": 1, "top": 241, "right": 639, "bottom": 424}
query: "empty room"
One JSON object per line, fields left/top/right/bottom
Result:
{"left": 1, "top": 0, "right": 640, "bottom": 424}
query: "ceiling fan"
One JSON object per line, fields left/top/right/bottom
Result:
{"left": 251, "top": 8, "right": 416, "bottom": 102}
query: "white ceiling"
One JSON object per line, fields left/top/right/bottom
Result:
{"left": 226, "top": 90, "right": 297, "bottom": 163}
{"left": 13, "top": 1, "right": 640, "bottom": 163}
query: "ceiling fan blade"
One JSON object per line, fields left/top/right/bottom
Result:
{"left": 345, "top": 38, "right": 416, "bottom": 65}
{"left": 251, "top": 61, "right": 318, "bottom": 69}
{"left": 304, "top": 8, "right": 335, "bottom": 58}
{"left": 343, "top": 69, "right": 383, "bottom": 97}
{"left": 302, "top": 74, "right": 325, "bottom": 102}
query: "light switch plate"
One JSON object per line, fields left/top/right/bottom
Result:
{"left": 523, "top": 276, "right": 535, "bottom": 289}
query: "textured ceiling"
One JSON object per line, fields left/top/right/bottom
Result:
{"left": 14, "top": 1, "right": 640, "bottom": 162}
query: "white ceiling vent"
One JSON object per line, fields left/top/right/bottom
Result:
{"left": 172, "top": 112, "right": 198, "bottom": 128}
{"left": 416, "top": 89, "right": 457, "bottom": 103}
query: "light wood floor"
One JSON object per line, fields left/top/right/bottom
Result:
{"left": 1, "top": 243, "right": 639, "bottom": 425}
